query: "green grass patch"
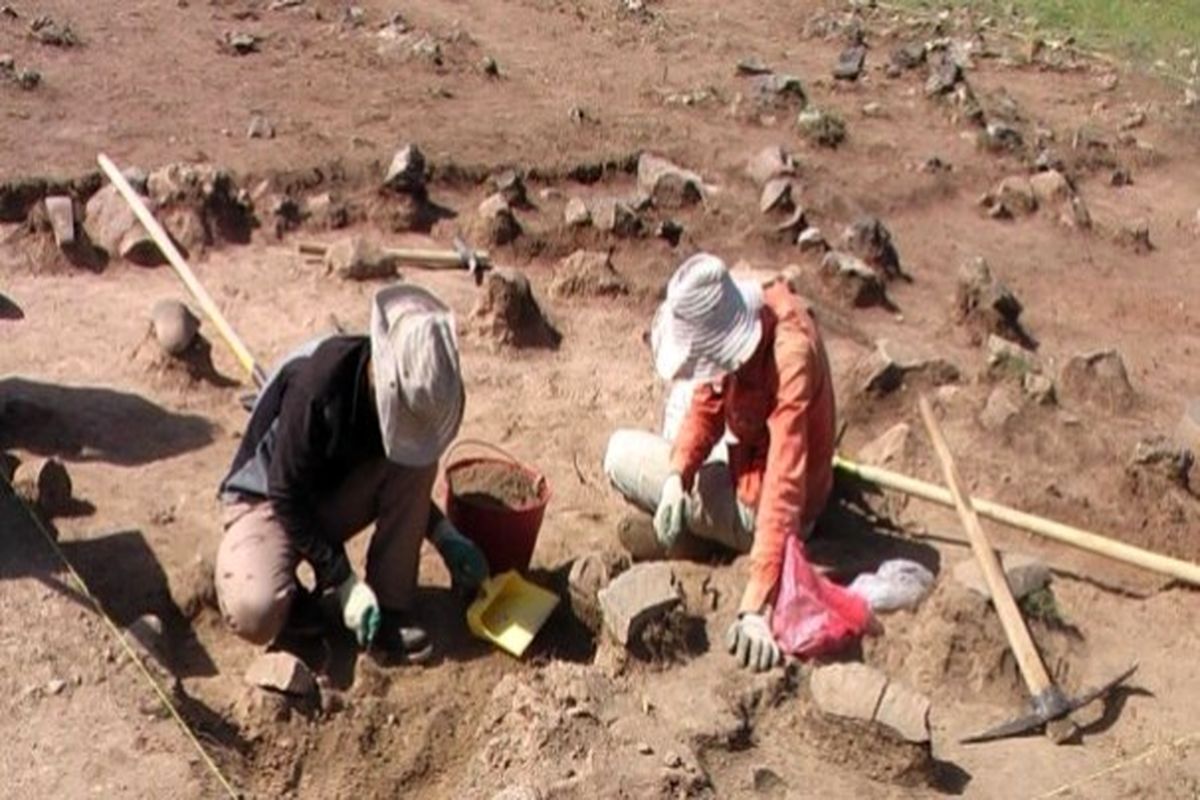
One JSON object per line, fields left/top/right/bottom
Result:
{"left": 897, "top": 0, "right": 1200, "bottom": 69}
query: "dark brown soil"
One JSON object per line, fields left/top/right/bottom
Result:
{"left": 450, "top": 460, "right": 543, "bottom": 511}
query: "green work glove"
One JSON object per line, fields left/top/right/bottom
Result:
{"left": 431, "top": 519, "right": 490, "bottom": 595}
{"left": 653, "top": 473, "right": 687, "bottom": 549}
{"left": 725, "top": 612, "right": 782, "bottom": 672}
{"left": 335, "top": 573, "right": 380, "bottom": 648}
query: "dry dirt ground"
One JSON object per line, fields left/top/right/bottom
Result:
{"left": 3, "top": 0, "right": 1200, "bottom": 797}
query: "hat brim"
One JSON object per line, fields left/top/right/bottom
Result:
{"left": 652, "top": 280, "right": 764, "bottom": 382}
{"left": 370, "top": 284, "right": 465, "bottom": 467}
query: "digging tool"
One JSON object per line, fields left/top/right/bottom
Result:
{"left": 833, "top": 455, "right": 1200, "bottom": 588}
{"left": 299, "top": 236, "right": 492, "bottom": 285}
{"left": 917, "top": 396, "right": 1137, "bottom": 745}
{"left": 97, "top": 154, "right": 267, "bottom": 388}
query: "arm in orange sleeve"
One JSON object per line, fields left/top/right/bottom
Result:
{"left": 740, "top": 332, "right": 815, "bottom": 613}
{"left": 669, "top": 382, "right": 725, "bottom": 490}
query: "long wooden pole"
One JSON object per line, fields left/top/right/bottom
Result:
{"left": 918, "top": 397, "right": 1055, "bottom": 696}
{"left": 833, "top": 454, "right": 1200, "bottom": 587}
{"left": 96, "top": 154, "right": 266, "bottom": 387}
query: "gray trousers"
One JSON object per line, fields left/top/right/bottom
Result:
{"left": 215, "top": 459, "right": 438, "bottom": 645}
{"left": 603, "top": 429, "right": 754, "bottom": 553}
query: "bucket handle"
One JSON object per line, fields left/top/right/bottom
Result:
{"left": 443, "top": 438, "right": 548, "bottom": 497}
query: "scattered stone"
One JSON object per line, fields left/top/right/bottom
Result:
{"left": 323, "top": 237, "right": 399, "bottom": 281}
{"left": 987, "top": 334, "right": 1039, "bottom": 376}
{"left": 833, "top": 45, "right": 867, "bottom": 80}
{"left": 1119, "top": 110, "right": 1147, "bottom": 131}
{"left": 637, "top": 154, "right": 704, "bottom": 209}
{"left": 752, "top": 766, "right": 786, "bottom": 794}
{"left": 891, "top": 43, "right": 926, "bottom": 71}
{"left": 244, "top": 652, "right": 317, "bottom": 697}
{"left": 955, "top": 258, "right": 1027, "bottom": 346}
{"left": 29, "top": 15, "right": 78, "bottom": 47}
{"left": 809, "top": 663, "right": 888, "bottom": 723}
{"left": 749, "top": 73, "right": 808, "bottom": 109}
{"left": 1023, "top": 372, "right": 1056, "bottom": 405}
{"left": 1130, "top": 435, "right": 1193, "bottom": 488}
{"left": 469, "top": 269, "right": 561, "bottom": 350}
{"left": 920, "top": 156, "right": 951, "bottom": 173}
{"left": 979, "top": 385, "right": 1022, "bottom": 432}
{"left": 562, "top": 197, "right": 591, "bottom": 228}
{"left": 736, "top": 56, "right": 772, "bottom": 75}
{"left": 656, "top": 219, "right": 684, "bottom": 247}
{"left": 874, "top": 680, "right": 931, "bottom": 744}
{"left": 125, "top": 613, "right": 168, "bottom": 668}
{"left": 745, "top": 145, "right": 796, "bottom": 186}
{"left": 636, "top": 741, "right": 654, "bottom": 755}
{"left": 797, "top": 108, "right": 847, "bottom": 148}
{"left": 491, "top": 169, "right": 528, "bottom": 207}
{"left": 759, "top": 178, "right": 793, "bottom": 214}
{"left": 550, "top": 250, "right": 629, "bottom": 299}
{"left": 383, "top": 144, "right": 426, "bottom": 194}
{"left": 980, "top": 121, "right": 1024, "bottom": 153}
{"left": 1113, "top": 220, "right": 1152, "bottom": 253}
{"left": 774, "top": 207, "right": 807, "bottom": 239}
{"left": 43, "top": 195, "right": 75, "bottom": 248}
{"left": 597, "top": 562, "right": 681, "bottom": 647}
{"left": 84, "top": 183, "right": 161, "bottom": 265}
{"left": 857, "top": 422, "right": 913, "bottom": 468}
{"left": 0, "top": 292, "right": 23, "bottom": 320}
{"left": 145, "top": 162, "right": 253, "bottom": 250}
{"left": 472, "top": 193, "right": 523, "bottom": 246}
{"left": 481, "top": 55, "right": 499, "bottom": 77}
{"left": 304, "top": 192, "right": 350, "bottom": 230}
{"left": 856, "top": 339, "right": 960, "bottom": 396}
{"left": 862, "top": 102, "right": 885, "bottom": 118}
{"left": 1059, "top": 349, "right": 1135, "bottom": 412}
{"left": 797, "top": 227, "right": 827, "bottom": 253}
{"left": 247, "top": 113, "right": 275, "bottom": 139}
{"left": 11, "top": 457, "right": 72, "bottom": 515}
{"left": 841, "top": 216, "right": 903, "bottom": 281}
{"left": 172, "top": 552, "right": 218, "bottom": 620}
{"left": 222, "top": 31, "right": 261, "bottom": 55}
{"left": 46, "top": 678, "right": 66, "bottom": 696}
{"left": 591, "top": 198, "right": 640, "bottom": 238}
{"left": 925, "top": 58, "right": 962, "bottom": 96}
{"left": 953, "top": 553, "right": 1050, "bottom": 601}
{"left": 151, "top": 299, "right": 201, "bottom": 356}
{"left": 1029, "top": 169, "right": 1071, "bottom": 205}
{"left": 820, "top": 251, "right": 886, "bottom": 308}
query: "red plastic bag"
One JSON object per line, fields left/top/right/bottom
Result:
{"left": 770, "top": 533, "right": 872, "bottom": 658}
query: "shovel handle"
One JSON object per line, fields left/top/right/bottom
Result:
{"left": 918, "top": 396, "right": 1055, "bottom": 698}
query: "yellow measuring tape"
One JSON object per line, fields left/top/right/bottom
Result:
{"left": 7, "top": 484, "right": 241, "bottom": 798}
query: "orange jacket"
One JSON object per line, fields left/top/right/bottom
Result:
{"left": 670, "top": 281, "right": 837, "bottom": 613}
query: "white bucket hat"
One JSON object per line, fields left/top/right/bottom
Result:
{"left": 369, "top": 284, "right": 465, "bottom": 466}
{"left": 651, "top": 253, "right": 764, "bottom": 382}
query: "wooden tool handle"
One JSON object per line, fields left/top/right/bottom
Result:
{"left": 918, "top": 396, "right": 1054, "bottom": 697}
{"left": 98, "top": 154, "right": 265, "bottom": 387}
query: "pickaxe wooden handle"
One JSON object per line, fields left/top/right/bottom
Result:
{"left": 298, "top": 241, "right": 491, "bottom": 269}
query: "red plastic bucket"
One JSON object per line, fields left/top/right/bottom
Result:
{"left": 443, "top": 440, "right": 550, "bottom": 574}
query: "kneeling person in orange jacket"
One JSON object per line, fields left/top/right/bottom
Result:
{"left": 604, "top": 253, "right": 836, "bottom": 672}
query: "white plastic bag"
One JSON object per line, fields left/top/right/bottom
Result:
{"left": 849, "top": 559, "right": 936, "bottom": 613}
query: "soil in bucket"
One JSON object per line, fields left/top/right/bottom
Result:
{"left": 451, "top": 461, "right": 541, "bottom": 511}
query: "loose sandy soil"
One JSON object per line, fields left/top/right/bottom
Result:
{"left": 2, "top": 0, "right": 1200, "bottom": 797}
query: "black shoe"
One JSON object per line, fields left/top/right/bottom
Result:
{"left": 369, "top": 608, "right": 434, "bottom": 665}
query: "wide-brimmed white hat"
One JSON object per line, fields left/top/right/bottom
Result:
{"left": 370, "top": 284, "right": 465, "bottom": 466}
{"left": 651, "top": 253, "right": 763, "bottom": 382}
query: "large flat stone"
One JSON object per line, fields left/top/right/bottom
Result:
{"left": 597, "top": 562, "right": 680, "bottom": 646}
{"left": 244, "top": 652, "right": 317, "bottom": 697}
{"left": 952, "top": 553, "right": 1050, "bottom": 601}
{"left": 809, "top": 663, "right": 887, "bottom": 723}
{"left": 875, "top": 680, "right": 931, "bottom": 743}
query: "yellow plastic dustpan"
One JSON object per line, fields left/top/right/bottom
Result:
{"left": 467, "top": 570, "right": 560, "bottom": 658}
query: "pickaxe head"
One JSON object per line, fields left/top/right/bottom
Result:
{"left": 453, "top": 236, "right": 491, "bottom": 286}
{"left": 962, "top": 663, "right": 1138, "bottom": 744}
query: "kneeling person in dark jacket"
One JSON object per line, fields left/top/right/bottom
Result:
{"left": 215, "top": 284, "right": 487, "bottom": 661}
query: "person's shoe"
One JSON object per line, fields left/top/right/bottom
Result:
{"left": 369, "top": 608, "right": 434, "bottom": 665}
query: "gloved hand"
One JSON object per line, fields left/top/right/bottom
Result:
{"left": 431, "top": 519, "right": 490, "bottom": 595}
{"left": 725, "top": 612, "right": 782, "bottom": 672}
{"left": 653, "top": 473, "right": 688, "bottom": 549}
{"left": 335, "top": 573, "right": 380, "bottom": 648}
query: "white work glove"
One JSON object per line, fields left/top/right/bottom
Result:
{"left": 653, "top": 473, "right": 688, "bottom": 549}
{"left": 725, "top": 612, "right": 782, "bottom": 672}
{"left": 335, "top": 573, "right": 381, "bottom": 648}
